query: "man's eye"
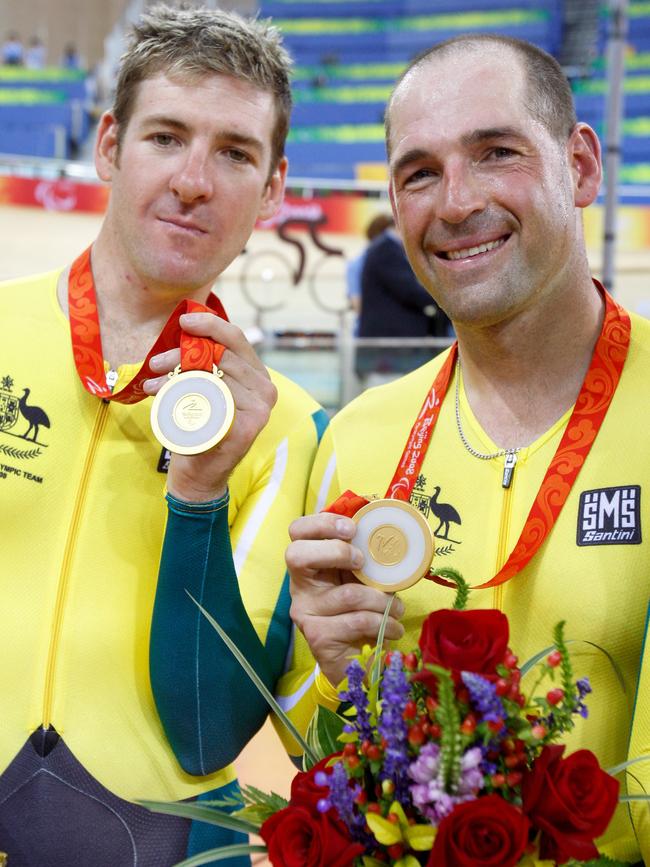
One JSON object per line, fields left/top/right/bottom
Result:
{"left": 491, "top": 147, "right": 515, "bottom": 159}
{"left": 405, "top": 168, "right": 433, "bottom": 185}
{"left": 226, "top": 149, "right": 250, "bottom": 163}
{"left": 153, "top": 134, "right": 175, "bottom": 147}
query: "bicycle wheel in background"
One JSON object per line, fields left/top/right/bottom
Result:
{"left": 308, "top": 253, "right": 350, "bottom": 314}
{"left": 239, "top": 249, "right": 294, "bottom": 312}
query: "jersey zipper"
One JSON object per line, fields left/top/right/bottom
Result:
{"left": 41, "top": 395, "right": 112, "bottom": 729}
{"left": 492, "top": 458, "right": 516, "bottom": 612}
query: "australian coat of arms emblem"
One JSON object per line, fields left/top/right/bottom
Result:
{"left": 0, "top": 375, "right": 51, "bottom": 456}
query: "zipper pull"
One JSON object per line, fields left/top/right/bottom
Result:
{"left": 502, "top": 451, "right": 518, "bottom": 489}
{"left": 105, "top": 369, "right": 119, "bottom": 393}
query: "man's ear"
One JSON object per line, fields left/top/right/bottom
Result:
{"left": 258, "top": 156, "right": 288, "bottom": 222}
{"left": 94, "top": 111, "right": 120, "bottom": 182}
{"left": 569, "top": 123, "right": 602, "bottom": 209}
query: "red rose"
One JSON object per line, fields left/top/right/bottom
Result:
{"left": 289, "top": 756, "right": 336, "bottom": 812}
{"left": 428, "top": 794, "right": 530, "bottom": 867}
{"left": 416, "top": 609, "right": 509, "bottom": 692}
{"left": 260, "top": 804, "right": 364, "bottom": 867}
{"left": 522, "top": 744, "right": 619, "bottom": 863}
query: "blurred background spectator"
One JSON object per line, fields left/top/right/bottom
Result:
{"left": 356, "top": 220, "right": 451, "bottom": 385}
{"left": 61, "top": 42, "right": 82, "bottom": 71}
{"left": 24, "top": 36, "right": 46, "bottom": 69}
{"left": 346, "top": 211, "right": 395, "bottom": 332}
{"left": 2, "top": 32, "right": 23, "bottom": 66}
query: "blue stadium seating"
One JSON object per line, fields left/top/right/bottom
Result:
{"left": 281, "top": 22, "right": 557, "bottom": 63}
{"left": 265, "top": 0, "right": 565, "bottom": 180}
{"left": 0, "top": 71, "right": 90, "bottom": 159}
{"left": 263, "top": 0, "right": 561, "bottom": 19}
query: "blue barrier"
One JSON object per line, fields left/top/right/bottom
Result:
{"left": 0, "top": 123, "right": 68, "bottom": 158}
{"left": 0, "top": 101, "right": 89, "bottom": 145}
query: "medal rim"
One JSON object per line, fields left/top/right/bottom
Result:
{"left": 150, "top": 368, "right": 235, "bottom": 455}
{"left": 351, "top": 498, "right": 434, "bottom": 592}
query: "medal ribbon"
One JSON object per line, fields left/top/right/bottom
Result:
{"left": 327, "top": 283, "right": 631, "bottom": 590}
{"left": 68, "top": 245, "right": 227, "bottom": 405}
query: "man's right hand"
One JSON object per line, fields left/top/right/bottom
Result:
{"left": 286, "top": 512, "right": 405, "bottom": 688}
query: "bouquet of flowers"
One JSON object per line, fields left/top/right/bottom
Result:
{"left": 145, "top": 573, "right": 642, "bottom": 867}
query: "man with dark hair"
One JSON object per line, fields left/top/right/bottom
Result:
{"left": 0, "top": 6, "right": 325, "bottom": 865}
{"left": 279, "top": 35, "right": 650, "bottom": 863}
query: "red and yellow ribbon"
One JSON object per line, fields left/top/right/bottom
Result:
{"left": 68, "top": 245, "right": 227, "bottom": 403}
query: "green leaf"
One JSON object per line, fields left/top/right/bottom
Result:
{"left": 520, "top": 644, "right": 555, "bottom": 676}
{"left": 569, "top": 856, "right": 636, "bottom": 866}
{"left": 197, "top": 795, "right": 245, "bottom": 810}
{"left": 520, "top": 638, "right": 627, "bottom": 693}
{"left": 172, "top": 843, "right": 267, "bottom": 866}
{"left": 619, "top": 793, "right": 650, "bottom": 802}
{"left": 370, "top": 593, "right": 395, "bottom": 686}
{"left": 240, "top": 784, "right": 288, "bottom": 812}
{"left": 186, "top": 591, "right": 319, "bottom": 767}
{"left": 235, "top": 804, "right": 277, "bottom": 825}
{"left": 306, "top": 704, "right": 346, "bottom": 766}
{"left": 139, "top": 800, "right": 260, "bottom": 834}
{"left": 428, "top": 567, "right": 469, "bottom": 609}
{"left": 607, "top": 754, "right": 650, "bottom": 776}
{"left": 428, "top": 664, "right": 461, "bottom": 790}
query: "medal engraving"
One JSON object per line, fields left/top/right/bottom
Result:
{"left": 151, "top": 365, "right": 235, "bottom": 455}
{"left": 369, "top": 524, "right": 407, "bottom": 566}
{"left": 173, "top": 392, "right": 211, "bottom": 431}
{"left": 352, "top": 499, "right": 434, "bottom": 592}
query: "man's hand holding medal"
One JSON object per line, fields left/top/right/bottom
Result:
{"left": 145, "top": 309, "right": 278, "bottom": 503}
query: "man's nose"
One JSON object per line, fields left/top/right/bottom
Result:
{"left": 436, "top": 159, "right": 486, "bottom": 225}
{"left": 169, "top": 147, "right": 214, "bottom": 202}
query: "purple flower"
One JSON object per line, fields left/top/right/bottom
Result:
{"left": 409, "top": 742, "right": 441, "bottom": 784}
{"left": 327, "top": 761, "right": 358, "bottom": 827}
{"left": 408, "top": 743, "right": 484, "bottom": 825}
{"left": 577, "top": 677, "right": 592, "bottom": 698}
{"left": 340, "top": 659, "right": 373, "bottom": 743}
{"left": 461, "top": 671, "right": 506, "bottom": 731}
{"left": 377, "top": 651, "right": 411, "bottom": 803}
{"left": 325, "top": 761, "right": 373, "bottom": 848}
{"left": 574, "top": 676, "right": 592, "bottom": 719}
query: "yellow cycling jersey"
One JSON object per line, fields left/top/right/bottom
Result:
{"left": 275, "top": 308, "right": 650, "bottom": 863}
{"left": 0, "top": 268, "right": 322, "bottom": 805}
{"left": 627, "top": 578, "right": 650, "bottom": 864}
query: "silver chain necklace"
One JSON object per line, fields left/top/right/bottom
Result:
{"left": 454, "top": 358, "right": 521, "bottom": 488}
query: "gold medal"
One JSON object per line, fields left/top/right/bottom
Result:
{"left": 352, "top": 498, "right": 434, "bottom": 592}
{"left": 150, "top": 364, "right": 235, "bottom": 455}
